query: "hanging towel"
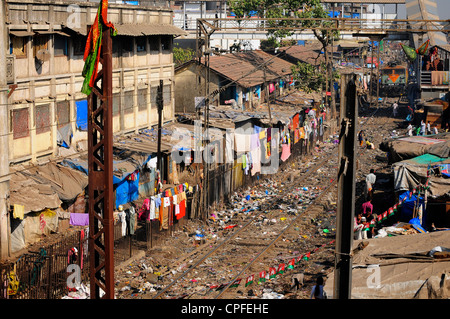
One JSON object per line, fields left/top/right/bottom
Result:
{"left": 70, "top": 213, "right": 89, "bottom": 226}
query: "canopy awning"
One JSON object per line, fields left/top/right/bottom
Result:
{"left": 9, "top": 30, "right": 35, "bottom": 37}
{"left": 114, "top": 23, "right": 188, "bottom": 37}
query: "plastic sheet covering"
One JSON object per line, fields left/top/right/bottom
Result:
{"left": 324, "top": 231, "right": 450, "bottom": 299}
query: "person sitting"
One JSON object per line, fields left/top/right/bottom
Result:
{"left": 310, "top": 276, "right": 326, "bottom": 299}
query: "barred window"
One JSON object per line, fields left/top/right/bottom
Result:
{"left": 56, "top": 100, "right": 70, "bottom": 128}
{"left": 124, "top": 91, "right": 134, "bottom": 114}
{"left": 12, "top": 108, "right": 29, "bottom": 139}
{"left": 137, "top": 88, "right": 148, "bottom": 111}
{"left": 113, "top": 93, "right": 120, "bottom": 116}
{"left": 35, "top": 104, "right": 51, "bottom": 134}
{"left": 163, "top": 85, "right": 171, "bottom": 105}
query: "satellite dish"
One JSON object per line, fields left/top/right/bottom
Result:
{"left": 36, "top": 49, "right": 50, "bottom": 62}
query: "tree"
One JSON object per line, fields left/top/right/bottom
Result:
{"left": 173, "top": 44, "right": 195, "bottom": 67}
{"left": 291, "top": 61, "right": 326, "bottom": 93}
{"left": 291, "top": 61, "right": 340, "bottom": 94}
{"left": 229, "top": 0, "right": 340, "bottom": 118}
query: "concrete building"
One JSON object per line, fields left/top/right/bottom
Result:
{"left": 5, "top": 0, "right": 187, "bottom": 164}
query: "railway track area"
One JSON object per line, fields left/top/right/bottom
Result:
{"left": 116, "top": 100, "right": 401, "bottom": 300}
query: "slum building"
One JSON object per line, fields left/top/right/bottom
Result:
{"left": 174, "top": 49, "right": 295, "bottom": 113}
{"left": 5, "top": 0, "right": 188, "bottom": 255}
{"left": 6, "top": 0, "right": 187, "bottom": 164}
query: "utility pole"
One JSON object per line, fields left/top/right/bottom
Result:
{"left": 263, "top": 66, "right": 272, "bottom": 124}
{"left": 334, "top": 73, "right": 358, "bottom": 299}
{"left": 203, "top": 51, "right": 210, "bottom": 221}
{"left": 157, "top": 80, "right": 163, "bottom": 177}
{"left": 0, "top": 0, "right": 10, "bottom": 259}
{"left": 87, "top": 24, "right": 114, "bottom": 299}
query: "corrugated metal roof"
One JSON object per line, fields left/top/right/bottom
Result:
{"left": 204, "top": 50, "right": 294, "bottom": 88}
{"left": 280, "top": 44, "right": 325, "bottom": 65}
{"left": 115, "top": 23, "right": 188, "bottom": 37}
{"left": 9, "top": 30, "right": 35, "bottom": 37}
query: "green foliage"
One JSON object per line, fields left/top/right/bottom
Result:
{"left": 291, "top": 61, "right": 326, "bottom": 93}
{"left": 173, "top": 45, "right": 195, "bottom": 66}
{"left": 228, "top": 0, "right": 265, "bottom": 18}
{"left": 229, "top": 0, "right": 339, "bottom": 49}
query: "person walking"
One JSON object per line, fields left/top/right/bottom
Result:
{"left": 407, "top": 123, "right": 413, "bottom": 136}
{"left": 392, "top": 102, "right": 398, "bottom": 117}
{"left": 358, "top": 130, "right": 365, "bottom": 147}
{"left": 365, "top": 169, "right": 376, "bottom": 200}
{"left": 420, "top": 120, "right": 426, "bottom": 136}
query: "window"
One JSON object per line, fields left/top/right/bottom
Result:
{"left": 149, "top": 36, "right": 159, "bottom": 52}
{"left": 161, "top": 36, "right": 172, "bottom": 51}
{"left": 150, "top": 86, "right": 158, "bottom": 109}
{"left": 11, "top": 36, "right": 27, "bottom": 58}
{"left": 113, "top": 93, "right": 120, "bottom": 116}
{"left": 136, "top": 37, "right": 146, "bottom": 53}
{"left": 12, "top": 108, "right": 29, "bottom": 139}
{"left": 56, "top": 100, "right": 70, "bottom": 128}
{"left": 35, "top": 104, "right": 51, "bottom": 134}
{"left": 124, "top": 91, "right": 134, "bottom": 114}
{"left": 163, "top": 85, "right": 171, "bottom": 105}
{"left": 121, "top": 37, "right": 134, "bottom": 53}
{"left": 73, "top": 35, "right": 86, "bottom": 56}
{"left": 137, "top": 88, "right": 148, "bottom": 111}
{"left": 33, "top": 35, "right": 49, "bottom": 58}
{"left": 54, "top": 34, "right": 68, "bottom": 56}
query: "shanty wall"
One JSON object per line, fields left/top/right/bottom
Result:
{"left": 174, "top": 62, "right": 220, "bottom": 113}
{"left": 6, "top": 1, "right": 176, "bottom": 164}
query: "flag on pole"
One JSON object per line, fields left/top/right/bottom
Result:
{"left": 416, "top": 39, "right": 430, "bottom": 55}
{"left": 363, "top": 222, "right": 370, "bottom": 231}
{"left": 277, "top": 263, "right": 285, "bottom": 275}
{"left": 388, "top": 207, "right": 395, "bottom": 216}
{"left": 230, "top": 278, "right": 241, "bottom": 288}
{"left": 287, "top": 258, "right": 295, "bottom": 270}
{"left": 81, "top": 0, "right": 117, "bottom": 95}
{"left": 401, "top": 44, "right": 418, "bottom": 62}
{"left": 258, "top": 271, "right": 267, "bottom": 284}
{"left": 245, "top": 275, "right": 254, "bottom": 287}
{"left": 269, "top": 267, "right": 277, "bottom": 279}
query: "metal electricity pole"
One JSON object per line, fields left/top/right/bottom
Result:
{"left": 0, "top": 0, "right": 10, "bottom": 259}
{"left": 333, "top": 73, "right": 358, "bottom": 299}
{"left": 263, "top": 66, "right": 272, "bottom": 123}
{"left": 87, "top": 26, "right": 114, "bottom": 299}
{"left": 157, "top": 79, "right": 163, "bottom": 177}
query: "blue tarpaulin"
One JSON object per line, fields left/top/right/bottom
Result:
{"left": 115, "top": 172, "right": 140, "bottom": 207}
{"left": 76, "top": 100, "right": 88, "bottom": 131}
{"left": 398, "top": 191, "right": 428, "bottom": 228}
{"left": 61, "top": 154, "right": 152, "bottom": 208}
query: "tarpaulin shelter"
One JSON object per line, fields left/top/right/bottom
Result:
{"left": 9, "top": 162, "right": 89, "bottom": 212}
{"left": 380, "top": 132, "right": 450, "bottom": 164}
{"left": 61, "top": 151, "right": 152, "bottom": 208}
{"left": 393, "top": 153, "right": 450, "bottom": 198}
{"left": 9, "top": 162, "right": 89, "bottom": 253}
{"left": 398, "top": 191, "right": 427, "bottom": 227}
{"left": 324, "top": 230, "right": 450, "bottom": 299}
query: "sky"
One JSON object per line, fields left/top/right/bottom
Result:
{"left": 436, "top": 0, "right": 450, "bottom": 19}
